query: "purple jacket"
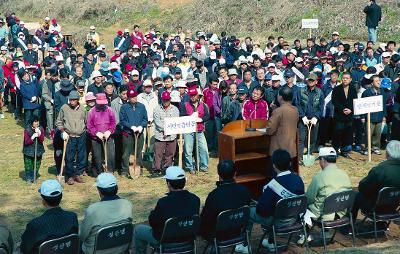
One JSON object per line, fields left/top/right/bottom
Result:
{"left": 87, "top": 106, "right": 116, "bottom": 140}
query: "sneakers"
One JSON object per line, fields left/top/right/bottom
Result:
{"left": 234, "top": 243, "right": 249, "bottom": 254}
{"left": 262, "top": 239, "right": 276, "bottom": 252}
{"left": 373, "top": 149, "right": 382, "bottom": 155}
{"left": 297, "top": 234, "right": 313, "bottom": 245}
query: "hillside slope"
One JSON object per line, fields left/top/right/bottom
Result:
{"left": 1, "top": 0, "right": 399, "bottom": 42}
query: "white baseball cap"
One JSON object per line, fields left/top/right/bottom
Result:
{"left": 90, "top": 25, "right": 96, "bottom": 30}
{"left": 124, "top": 28, "right": 130, "bottom": 33}
{"left": 131, "top": 69, "right": 139, "bottom": 76}
{"left": 39, "top": 180, "right": 62, "bottom": 197}
{"left": 272, "top": 75, "right": 281, "bottom": 81}
{"left": 267, "top": 63, "right": 276, "bottom": 68}
{"left": 162, "top": 166, "right": 186, "bottom": 180}
{"left": 175, "top": 80, "right": 187, "bottom": 88}
{"left": 295, "top": 57, "right": 304, "bottom": 63}
{"left": 0, "top": 46, "right": 7, "bottom": 51}
{"left": 108, "top": 62, "right": 120, "bottom": 70}
{"left": 92, "top": 70, "right": 103, "bottom": 79}
{"left": 382, "top": 52, "right": 391, "bottom": 58}
{"left": 317, "top": 147, "right": 337, "bottom": 159}
{"left": 143, "top": 79, "right": 153, "bottom": 87}
{"left": 94, "top": 173, "right": 117, "bottom": 188}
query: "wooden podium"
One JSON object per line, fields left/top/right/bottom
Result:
{"left": 218, "top": 120, "right": 298, "bottom": 198}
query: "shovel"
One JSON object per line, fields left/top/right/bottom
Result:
{"left": 102, "top": 138, "right": 108, "bottom": 172}
{"left": 303, "top": 122, "right": 316, "bottom": 167}
{"left": 143, "top": 124, "right": 154, "bottom": 162}
{"left": 57, "top": 139, "right": 68, "bottom": 183}
{"left": 129, "top": 132, "right": 141, "bottom": 177}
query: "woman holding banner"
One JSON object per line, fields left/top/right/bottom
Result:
{"left": 152, "top": 91, "right": 180, "bottom": 176}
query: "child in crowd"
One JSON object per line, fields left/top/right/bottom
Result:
{"left": 22, "top": 116, "right": 45, "bottom": 182}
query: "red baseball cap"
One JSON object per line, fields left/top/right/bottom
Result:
{"left": 127, "top": 89, "right": 138, "bottom": 98}
{"left": 188, "top": 86, "right": 198, "bottom": 96}
{"left": 161, "top": 91, "right": 171, "bottom": 101}
{"left": 195, "top": 44, "right": 202, "bottom": 50}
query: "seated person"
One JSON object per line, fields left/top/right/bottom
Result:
{"left": 235, "top": 149, "right": 305, "bottom": 253}
{"left": 0, "top": 225, "right": 13, "bottom": 254}
{"left": 80, "top": 173, "right": 133, "bottom": 254}
{"left": 21, "top": 180, "right": 78, "bottom": 254}
{"left": 134, "top": 166, "right": 200, "bottom": 254}
{"left": 200, "top": 160, "right": 251, "bottom": 240}
{"left": 352, "top": 140, "right": 400, "bottom": 220}
{"left": 306, "top": 147, "right": 351, "bottom": 221}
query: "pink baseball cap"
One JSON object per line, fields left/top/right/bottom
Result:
{"left": 188, "top": 86, "right": 198, "bottom": 96}
{"left": 161, "top": 91, "right": 171, "bottom": 101}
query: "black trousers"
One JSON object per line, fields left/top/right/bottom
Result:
{"left": 332, "top": 120, "right": 353, "bottom": 151}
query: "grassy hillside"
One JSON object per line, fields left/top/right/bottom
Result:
{"left": 1, "top": 0, "right": 400, "bottom": 43}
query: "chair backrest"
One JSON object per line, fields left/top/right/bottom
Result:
{"left": 160, "top": 215, "right": 200, "bottom": 243}
{"left": 322, "top": 189, "right": 356, "bottom": 216}
{"left": 215, "top": 206, "right": 250, "bottom": 233}
{"left": 93, "top": 222, "right": 133, "bottom": 251}
{"left": 274, "top": 195, "right": 308, "bottom": 220}
{"left": 376, "top": 187, "right": 400, "bottom": 207}
{"left": 38, "top": 234, "right": 79, "bottom": 254}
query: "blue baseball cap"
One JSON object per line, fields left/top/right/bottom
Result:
{"left": 265, "top": 73, "right": 273, "bottom": 81}
{"left": 237, "top": 86, "right": 248, "bottom": 94}
{"left": 381, "top": 78, "right": 392, "bottom": 90}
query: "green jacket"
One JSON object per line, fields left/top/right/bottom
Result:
{"left": 306, "top": 164, "right": 352, "bottom": 220}
{"left": 80, "top": 197, "right": 133, "bottom": 254}
{"left": 359, "top": 159, "right": 400, "bottom": 204}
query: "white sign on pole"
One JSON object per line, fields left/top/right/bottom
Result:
{"left": 164, "top": 116, "right": 197, "bottom": 136}
{"left": 353, "top": 95, "right": 383, "bottom": 115}
{"left": 301, "top": 19, "right": 319, "bottom": 29}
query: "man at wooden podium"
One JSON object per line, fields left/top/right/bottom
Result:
{"left": 265, "top": 86, "right": 299, "bottom": 168}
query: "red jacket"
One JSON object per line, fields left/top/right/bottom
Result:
{"left": 130, "top": 32, "right": 145, "bottom": 47}
{"left": 242, "top": 98, "right": 269, "bottom": 120}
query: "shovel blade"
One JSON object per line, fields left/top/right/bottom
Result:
{"left": 303, "top": 154, "right": 316, "bottom": 166}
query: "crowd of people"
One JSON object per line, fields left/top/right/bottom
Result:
{"left": 0, "top": 0, "right": 399, "bottom": 253}
{"left": 0, "top": 11, "right": 399, "bottom": 183}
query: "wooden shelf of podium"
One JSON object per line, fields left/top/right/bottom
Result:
{"left": 235, "top": 173, "right": 267, "bottom": 183}
{"left": 234, "top": 152, "right": 268, "bottom": 162}
{"left": 219, "top": 120, "right": 270, "bottom": 198}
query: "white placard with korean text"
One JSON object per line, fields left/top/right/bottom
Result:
{"left": 301, "top": 19, "right": 319, "bottom": 29}
{"left": 353, "top": 95, "right": 383, "bottom": 115}
{"left": 164, "top": 116, "right": 197, "bottom": 135}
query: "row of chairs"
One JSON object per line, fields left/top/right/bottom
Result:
{"left": 29, "top": 187, "right": 400, "bottom": 254}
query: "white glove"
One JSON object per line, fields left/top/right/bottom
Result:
{"left": 302, "top": 116, "right": 309, "bottom": 125}
{"left": 35, "top": 128, "right": 41, "bottom": 136}
{"left": 310, "top": 117, "right": 318, "bottom": 125}
{"left": 96, "top": 132, "right": 104, "bottom": 140}
{"left": 104, "top": 130, "right": 111, "bottom": 139}
{"left": 62, "top": 132, "right": 69, "bottom": 141}
{"left": 137, "top": 126, "right": 143, "bottom": 133}
{"left": 195, "top": 117, "right": 203, "bottom": 123}
{"left": 31, "top": 96, "right": 37, "bottom": 102}
{"left": 131, "top": 126, "right": 137, "bottom": 132}
{"left": 55, "top": 150, "right": 62, "bottom": 157}
{"left": 31, "top": 133, "right": 39, "bottom": 140}
{"left": 50, "top": 99, "right": 54, "bottom": 104}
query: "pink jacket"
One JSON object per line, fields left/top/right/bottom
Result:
{"left": 87, "top": 106, "right": 116, "bottom": 139}
{"left": 203, "top": 87, "right": 221, "bottom": 119}
{"left": 242, "top": 98, "right": 269, "bottom": 120}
